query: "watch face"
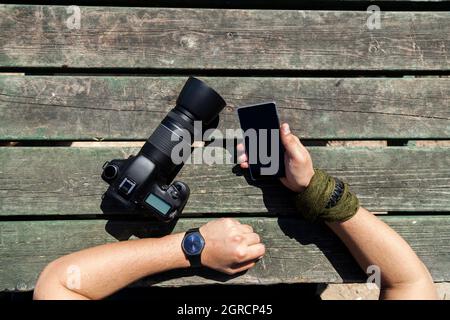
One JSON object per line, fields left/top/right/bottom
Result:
{"left": 182, "top": 232, "right": 205, "bottom": 255}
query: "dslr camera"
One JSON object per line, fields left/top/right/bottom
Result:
{"left": 101, "top": 77, "right": 226, "bottom": 222}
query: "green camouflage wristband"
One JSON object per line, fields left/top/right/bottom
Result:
{"left": 294, "top": 169, "right": 359, "bottom": 222}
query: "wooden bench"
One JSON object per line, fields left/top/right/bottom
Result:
{"left": 0, "top": 2, "right": 449, "bottom": 293}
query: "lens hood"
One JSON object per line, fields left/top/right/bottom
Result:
{"left": 176, "top": 77, "right": 226, "bottom": 124}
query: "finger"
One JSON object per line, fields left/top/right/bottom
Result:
{"left": 238, "top": 224, "right": 254, "bottom": 234}
{"left": 243, "top": 232, "right": 261, "bottom": 245}
{"left": 236, "top": 143, "right": 246, "bottom": 157}
{"left": 240, "top": 161, "right": 249, "bottom": 169}
{"left": 237, "top": 153, "right": 248, "bottom": 164}
{"left": 230, "top": 261, "right": 256, "bottom": 274}
{"left": 245, "top": 243, "right": 266, "bottom": 261}
{"left": 280, "top": 123, "right": 303, "bottom": 160}
{"left": 236, "top": 143, "right": 248, "bottom": 165}
{"left": 236, "top": 143, "right": 245, "bottom": 152}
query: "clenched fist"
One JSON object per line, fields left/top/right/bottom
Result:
{"left": 200, "top": 218, "right": 265, "bottom": 275}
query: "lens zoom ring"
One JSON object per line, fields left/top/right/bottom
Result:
{"left": 148, "top": 124, "right": 190, "bottom": 158}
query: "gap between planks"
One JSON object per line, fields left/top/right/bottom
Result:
{"left": 69, "top": 141, "right": 391, "bottom": 147}
{"left": 2, "top": 141, "right": 450, "bottom": 148}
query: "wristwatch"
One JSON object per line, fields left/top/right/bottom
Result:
{"left": 181, "top": 228, "right": 205, "bottom": 267}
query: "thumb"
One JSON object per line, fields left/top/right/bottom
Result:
{"left": 280, "top": 123, "right": 303, "bottom": 160}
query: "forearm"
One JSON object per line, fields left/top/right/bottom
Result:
{"left": 34, "top": 233, "right": 189, "bottom": 300}
{"left": 326, "top": 207, "right": 437, "bottom": 299}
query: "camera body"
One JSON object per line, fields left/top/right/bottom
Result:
{"left": 101, "top": 156, "right": 190, "bottom": 222}
{"left": 101, "top": 78, "right": 226, "bottom": 222}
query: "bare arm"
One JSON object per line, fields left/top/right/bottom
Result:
{"left": 238, "top": 122, "right": 437, "bottom": 299}
{"left": 34, "top": 218, "right": 265, "bottom": 300}
{"left": 327, "top": 207, "right": 437, "bottom": 299}
{"left": 34, "top": 233, "right": 188, "bottom": 300}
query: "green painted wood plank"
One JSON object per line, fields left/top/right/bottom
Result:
{"left": 29, "top": 0, "right": 449, "bottom": 4}
{"left": 0, "top": 216, "right": 448, "bottom": 291}
{"left": 0, "top": 146, "right": 448, "bottom": 216}
{"left": 0, "top": 76, "right": 449, "bottom": 140}
{"left": 0, "top": 6, "right": 449, "bottom": 70}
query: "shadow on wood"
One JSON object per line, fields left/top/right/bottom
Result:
{"left": 231, "top": 164, "right": 297, "bottom": 215}
{"left": 105, "top": 219, "right": 178, "bottom": 240}
{"left": 232, "top": 164, "right": 365, "bottom": 281}
{"left": 276, "top": 219, "right": 365, "bottom": 282}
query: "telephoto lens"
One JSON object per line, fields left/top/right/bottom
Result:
{"left": 101, "top": 77, "right": 226, "bottom": 222}
{"left": 141, "top": 77, "right": 227, "bottom": 180}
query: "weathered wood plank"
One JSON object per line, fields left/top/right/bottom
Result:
{"left": 0, "top": 76, "right": 449, "bottom": 140}
{"left": 0, "top": 216, "right": 448, "bottom": 291}
{"left": 0, "top": 146, "right": 448, "bottom": 216}
{"left": 1, "top": 6, "right": 449, "bottom": 70}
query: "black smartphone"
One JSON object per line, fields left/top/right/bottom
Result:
{"left": 237, "top": 102, "right": 285, "bottom": 181}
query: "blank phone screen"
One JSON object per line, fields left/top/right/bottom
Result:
{"left": 237, "top": 102, "right": 285, "bottom": 180}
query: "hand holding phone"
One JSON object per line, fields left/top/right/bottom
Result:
{"left": 238, "top": 121, "right": 315, "bottom": 192}
{"left": 237, "top": 102, "right": 285, "bottom": 180}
